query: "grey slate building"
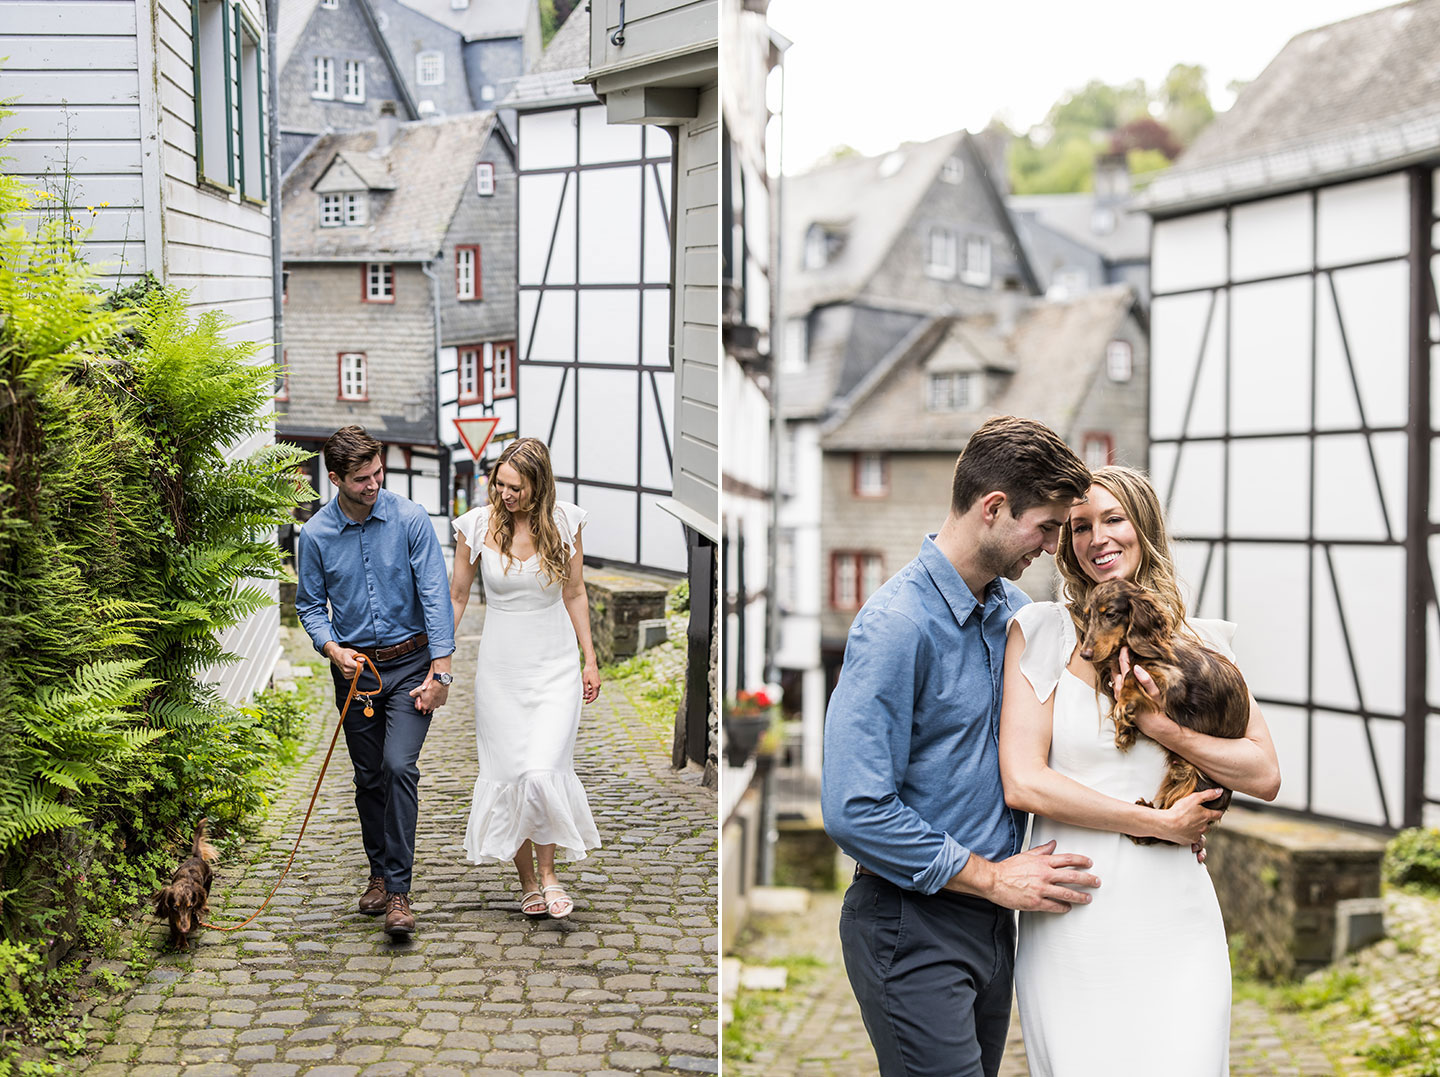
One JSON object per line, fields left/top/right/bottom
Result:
{"left": 391, "top": 0, "right": 539, "bottom": 109}
{"left": 278, "top": 109, "right": 517, "bottom": 525}
{"left": 775, "top": 129, "right": 1041, "bottom": 776}
{"left": 817, "top": 284, "right": 1148, "bottom": 644}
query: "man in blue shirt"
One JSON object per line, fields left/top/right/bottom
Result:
{"left": 822, "top": 416, "right": 1097, "bottom": 1077}
{"left": 296, "top": 426, "right": 456, "bottom": 937}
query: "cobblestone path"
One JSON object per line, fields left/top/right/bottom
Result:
{"left": 725, "top": 887, "right": 1409, "bottom": 1077}
{"left": 79, "top": 604, "right": 719, "bottom": 1077}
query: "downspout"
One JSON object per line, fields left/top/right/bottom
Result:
{"left": 420, "top": 259, "right": 448, "bottom": 518}
{"left": 267, "top": 0, "right": 282, "bottom": 375}
{"left": 763, "top": 52, "right": 784, "bottom": 686}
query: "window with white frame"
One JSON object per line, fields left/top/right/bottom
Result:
{"left": 451, "top": 0, "right": 469, "bottom": 7}
{"left": 832, "top": 551, "right": 885, "bottom": 610}
{"left": 962, "top": 235, "right": 992, "bottom": 285}
{"left": 339, "top": 352, "right": 367, "bottom": 400}
{"left": 319, "top": 0, "right": 337, "bottom": 8}
{"left": 455, "top": 245, "right": 479, "bottom": 300}
{"left": 192, "top": 0, "right": 232, "bottom": 187}
{"left": 481, "top": 84, "right": 495, "bottom": 101}
{"left": 475, "top": 162, "right": 494, "bottom": 196}
{"left": 492, "top": 342, "right": 514, "bottom": 397}
{"left": 417, "top": 51, "right": 444, "bottom": 85}
{"left": 313, "top": 56, "right": 334, "bottom": 99}
{"left": 343, "top": 60, "right": 365, "bottom": 103}
{"left": 1082, "top": 433, "right": 1113, "bottom": 470}
{"left": 1107, "top": 339, "right": 1133, "bottom": 382}
{"left": 236, "top": 18, "right": 266, "bottom": 201}
{"left": 364, "top": 263, "right": 393, "bottom": 302}
{"left": 926, "top": 227, "right": 957, "bottom": 279}
{"left": 855, "top": 452, "right": 888, "bottom": 497}
{"left": 458, "top": 347, "right": 480, "bottom": 403}
{"left": 927, "top": 371, "right": 976, "bottom": 411}
{"left": 941, "top": 156, "right": 964, "bottom": 184}
{"left": 320, "top": 191, "right": 367, "bottom": 227}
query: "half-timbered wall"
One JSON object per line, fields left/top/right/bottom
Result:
{"left": 515, "top": 102, "right": 684, "bottom": 572}
{"left": 1148, "top": 168, "right": 1439, "bottom": 829}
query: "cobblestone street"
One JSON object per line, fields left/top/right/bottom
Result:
{"left": 727, "top": 885, "right": 1440, "bottom": 1076}
{"left": 77, "top": 603, "right": 718, "bottom": 1077}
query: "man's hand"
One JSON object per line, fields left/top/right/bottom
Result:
{"left": 945, "top": 840, "right": 1100, "bottom": 913}
{"left": 324, "top": 642, "right": 365, "bottom": 678}
{"left": 409, "top": 676, "right": 448, "bottom": 713}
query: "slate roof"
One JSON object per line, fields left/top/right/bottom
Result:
{"left": 1143, "top": 0, "right": 1440, "bottom": 212}
{"left": 277, "top": 0, "right": 324, "bottom": 72}
{"left": 820, "top": 285, "right": 1137, "bottom": 451}
{"left": 501, "top": 7, "right": 593, "bottom": 108}
{"left": 392, "top": 0, "right": 529, "bottom": 40}
{"left": 781, "top": 130, "right": 968, "bottom": 313}
{"left": 1007, "top": 192, "right": 1149, "bottom": 264}
{"left": 282, "top": 111, "right": 499, "bottom": 260}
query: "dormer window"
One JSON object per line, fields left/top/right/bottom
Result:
{"left": 941, "top": 156, "right": 964, "bottom": 184}
{"left": 926, "top": 227, "right": 957, "bottom": 280}
{"left": 320, "top": 191, "right": 367, "bottom": 227}
{"left": 928, "top": 371, "right": 976, "bottom": 411}
{"left": 417, "top": 51, "right": 444, "bottom": 86}
{"left": 803, "top": 223, "right": 845, "bottom": 270}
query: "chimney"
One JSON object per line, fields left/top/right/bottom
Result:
{"left": 996, "top": 275, "right": 1024, "bottom": 336}
{"left": 376, "top": 100, "right": 398, "bottom": 150}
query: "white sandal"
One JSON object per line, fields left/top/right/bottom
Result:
{"left": 542, "top": 884, "right": 573, "bottom": 919}
{"left": 520, "top": 890, "right": 548, "bottom": 919}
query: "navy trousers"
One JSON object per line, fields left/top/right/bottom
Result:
{"left": 839, "top": 871, "right": 1016, "bottom": 1077}
{"left": 330, "top": 647, "right": 432, "bottom": 893}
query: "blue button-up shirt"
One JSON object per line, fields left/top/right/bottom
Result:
{"left": 821, "top": 536, "right": 1029, "bottom": 894}
{"left": 295, "top": 488, "right": 456, "bottom": 661}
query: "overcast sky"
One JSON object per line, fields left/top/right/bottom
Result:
{"left": 766, "top": 0, "right": 1396, "bottom": 174}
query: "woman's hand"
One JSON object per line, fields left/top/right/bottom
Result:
{"left": 1114, "top": 646, "right": 1181, "bottom": 743}
{"left": 582, "top": 661, "right": 601, "bottom": 704}
{"left": 1155, "top": 786, "right": 1224, "bottom": 845}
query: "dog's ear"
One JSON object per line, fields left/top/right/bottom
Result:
{"left": 1126, "top": 589, "right": 1171, "bottom": 652}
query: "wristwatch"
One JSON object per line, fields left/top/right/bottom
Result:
{"left": 434, "top": 672, "right": 454, "bottom": 686}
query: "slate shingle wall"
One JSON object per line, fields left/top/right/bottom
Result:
{"left": 281, "top": 2, "right": 408, "bottom": 134}
{"left": 278, "top": 261, "right": 438, "bottom": 445}
{"left": 439, "top": 130, "right": 517, "bottom": 347}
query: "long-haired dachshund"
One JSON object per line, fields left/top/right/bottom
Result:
{"left": 1078, "top": 579, "right": 1251, "bottom": 845}
{"left": 154, "top": 817, "right": 219, "bottom": 950}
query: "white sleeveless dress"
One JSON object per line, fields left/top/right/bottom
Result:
{"left": 1010, "top": 601, "right": 1234, "bottom": 1077}
{"left": 452, "top": 501, "right": 601, "bottom": 863}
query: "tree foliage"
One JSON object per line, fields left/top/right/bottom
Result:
{"left": 1007, "top": 64, "right": 1220, "bottom": 195}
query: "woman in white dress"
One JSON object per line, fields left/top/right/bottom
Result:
{"left": 449, "top": 438, "right": 602, "bottom": 920}
{"left": 998, "top": 466, "right": 1282, "bottom": 1077}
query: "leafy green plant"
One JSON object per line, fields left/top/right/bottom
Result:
{"left": 668, "top": 580, "right": 690, "bottom": 614}
{"left": 1383, "top": 827, "right": 1440, "bottom": 893}
{"left": 1363, "top": 1020, "right": 1440, "bottom": 1074}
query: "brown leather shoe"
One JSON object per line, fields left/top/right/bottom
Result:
{"left": 384, "top": 891, "right": 415, "bottom": 936}
{"left": 359, "top": 875, "right": 386, "bottom": 915}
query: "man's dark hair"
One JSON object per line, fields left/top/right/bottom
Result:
{"left": 951, "top": 415, "right": 1091, "bottom": 516}
{"left": 323, "top": 426, "right": 384, "bottom": 481}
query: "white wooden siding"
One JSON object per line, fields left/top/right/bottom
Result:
{"left": 670, "top": 82, "right": 719, "bottom": 535}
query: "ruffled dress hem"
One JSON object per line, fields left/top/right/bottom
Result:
{"left": 462, "top": 769, "right": 601, "bottom": 863}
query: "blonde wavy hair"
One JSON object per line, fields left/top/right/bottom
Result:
{"left": 1057, "top": 465, "right": 1189, "bottom": 631}
{"left": 487, "top": 438, "right": 570, "bottom": 585}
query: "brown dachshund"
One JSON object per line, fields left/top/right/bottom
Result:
{"left": 1078, "top": 579, "right": 1251, "bottom": 844}
{"left": 154, "top": 817, "right": 219, "bottom": 950}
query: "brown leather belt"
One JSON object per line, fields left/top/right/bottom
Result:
{"left": 346, "top": 633, "right": 428, "bottom": 664}
{"left": 857, "top": 865, "right": 880, "bottom": 878}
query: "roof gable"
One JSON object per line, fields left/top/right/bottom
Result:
{"left": 282, "top": 111, "right": 500, "bottom": 260}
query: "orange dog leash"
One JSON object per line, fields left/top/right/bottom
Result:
{"left": 200, "top": 656, "right": 381, "bottom": 932}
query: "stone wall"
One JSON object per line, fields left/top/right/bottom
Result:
{"left": 1207, "top": 808, "right": 1386, "bottom": 980}
{"left": 584, "top": 568, "right": 669, "bottom": 665}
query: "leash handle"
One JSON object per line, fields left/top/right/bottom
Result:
{"left": 200, "top": 656, "right": 383, "bottom": 932}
